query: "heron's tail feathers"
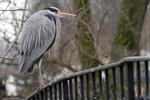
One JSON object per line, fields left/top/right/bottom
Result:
{"left": 19, "top": 54, "right": 43, "bottom": 75}
{"left": 19, "top": 56, "right": 35, "bottom": 75}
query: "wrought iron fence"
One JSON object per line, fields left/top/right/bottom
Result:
{"left": 26, "top": 56, "right": 150, "bottom": 100}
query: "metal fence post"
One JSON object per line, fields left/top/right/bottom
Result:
{"left": 105, "top": 69, "right": 110, "bottom": 100}
{"left": 126, "top": 62, "right": 135, "bottom": 100}
{"left": 120, "top": 65, "right": 125, "bottom": 100}
{"left": 145, "top": 61, "right": 149, "bottom": 100}
{"left": 49, "top": 86, "right": 52, "bottom": 100}
{"left": 75, "top": 77, "right": 78, "bottom": 100}
{"left": 59, "top": 82, "right": 62, "bottom": 100}
{"left": 80, "top": 75, "right": 85, "bottom": 100}
{"left": 63, "top": 80, "right": 69, "bottom": 100}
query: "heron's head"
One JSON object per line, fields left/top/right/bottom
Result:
{"left": 46, "top": 7, "right": 76, "bottom": 17}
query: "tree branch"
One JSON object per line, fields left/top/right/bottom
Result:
{"left": 0, "top": 0, "right": 28, "bottom": 63}
{"left": 0, "top": 9, "right": 30, "bottom": 12}
{"left": 0, "top": 0, "right": 11, "bottom": 16}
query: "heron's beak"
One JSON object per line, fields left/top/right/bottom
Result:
{"left": 59, "top": 12, "right": 76, "bottom": 17}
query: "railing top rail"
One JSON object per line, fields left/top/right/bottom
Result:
{"left": 26, "top": 56, "right": 150, "bottom": 99}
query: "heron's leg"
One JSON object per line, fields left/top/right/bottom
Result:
{"left": 38, "top": 59, "right": 45, "bottom": 88}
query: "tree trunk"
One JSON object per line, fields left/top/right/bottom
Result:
{"left": 111, "top": 0, "right": 149, "bottom": 61}
{"left": 74, "top": 0, "right": 102, "bottom": 70}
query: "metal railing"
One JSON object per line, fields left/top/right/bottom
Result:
{"left": 26, "top": 56, "right": 150, "bottom": 100}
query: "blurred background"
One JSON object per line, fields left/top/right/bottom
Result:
{"left": 0, "top": 0, "right": 150, "bottom": 99}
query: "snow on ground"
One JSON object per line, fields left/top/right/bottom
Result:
{"left": 6, "top": 75, "right": 17, "bottom": 96}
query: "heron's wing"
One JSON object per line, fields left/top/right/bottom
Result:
{"left": 19, "top": 12, "right": 56, "bottom": 74}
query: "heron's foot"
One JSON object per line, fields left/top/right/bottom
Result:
{"left": 37, "top": 84, "right": 45, "bottom": 90}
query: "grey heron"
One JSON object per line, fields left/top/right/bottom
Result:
{"left": 19, "top": 7, "right": 75, "bottom": 88}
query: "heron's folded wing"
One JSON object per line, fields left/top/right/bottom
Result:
{"left": 19, "top": 13, "right": 56, "bottom": 74}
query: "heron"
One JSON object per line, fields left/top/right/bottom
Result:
{"left": 19, "top": 7, "right": 75, "bottom": 88}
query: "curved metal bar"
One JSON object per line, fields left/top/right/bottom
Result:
{"left": 26, "top": 56, "right": 150, "bottom": 99}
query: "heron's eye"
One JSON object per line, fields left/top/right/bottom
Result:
{"left": 55, "top": 11, "right": 58, "bottom": 14}
{"left": 45, "top": 7, "right": 60, "bottom": 14}
{"left": 49, "top": 8, "right": 58, "bottom": 13}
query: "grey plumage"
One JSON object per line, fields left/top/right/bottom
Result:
{"left": 19, "top": 10, "right": 61, "bottom": 74}
{"left": 18, "top": 7, "right": 75, "bottom": 87}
